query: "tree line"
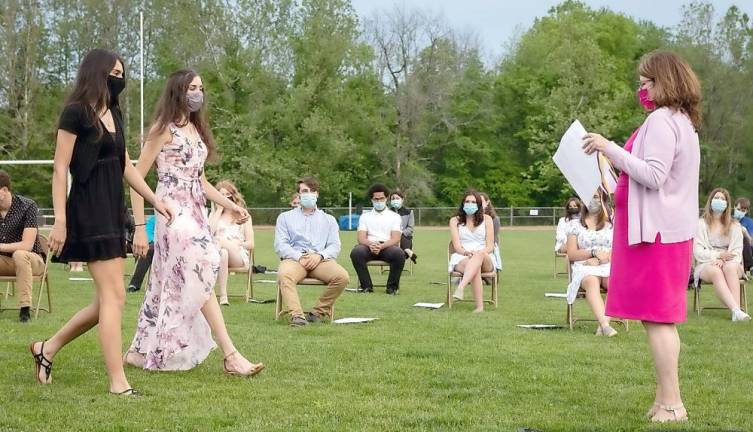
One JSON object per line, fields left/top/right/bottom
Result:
{"left": 1, "top": 0, "right": 751, "bottom": 208}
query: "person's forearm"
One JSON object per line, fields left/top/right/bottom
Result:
{"left": 0, "top": 241, "right": 34, "bottom": 253}
{"left": 52, "top": 165, "right": 68, "bottom": 225}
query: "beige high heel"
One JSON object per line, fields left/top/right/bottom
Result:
{"left": 223, "top": 350, "right": 264, "bottom": 378}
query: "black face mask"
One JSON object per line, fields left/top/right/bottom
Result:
{"left": 107, "top": 76, "right": 125, "bottom": 106}
{"left": 566, "top": 207, "right": 580, "bottom": 215}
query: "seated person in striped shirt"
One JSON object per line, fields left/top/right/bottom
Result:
{"left": 0, "top": 170, "right": 46, "bottom": 322}
{"left": 274, "top": 176, "right": 349, "bottom": 327}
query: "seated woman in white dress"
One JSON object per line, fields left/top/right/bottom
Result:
{"left": 693, "top": 187, "right": 750, "bottom": 321}
{"left": 555, "top": 197, "right": 582, "bottom": 253}
{"left": 566, "top": 193, "right": 616, "bottom": 336}
{"left": 448, "top": 190, "right": 495, "bottom": 313}
{"left": 208, "top": 180, "right": 254, "bottom": 306}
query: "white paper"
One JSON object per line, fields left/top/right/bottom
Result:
{"left": 333, "top": 317, "right": 378, "bottom": 324}
{"left": 69, "top": 277, "right": 93, "bottom": 281}
{"left": 544, "top": 292, "right": 568, "bottom": 298}
{"left": 552, "top": 120, "right": 603, "bottom": 203}
{"left": 413, "top": 302, "right": 444, "bottom": 309}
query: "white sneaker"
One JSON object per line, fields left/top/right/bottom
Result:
{"left": 732, "top": 309, "right": 751, "bottom": 322}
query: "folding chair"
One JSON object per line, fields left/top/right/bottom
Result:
{"left": 566, "top": 287, "right": 629, "bottom": 331}
{"left": 375, "top": 257, "right": 414, "bottom": 276}
{"left": 446, "top": 242, "right": 498, "bottom": 309}
{"left": 225, "top": 251, "right": 255, "bottom": 303}
{"left": 0, "top": 235, "right": 52, "bottom": 319}
{"left": 693, "top": 276, "right": 748, "bottom": 316}
{"left": 554, "top": 251, "right": 571, "bottom": 279}
{"left": 274, "top": 278, "right": 334, "bottom": 321}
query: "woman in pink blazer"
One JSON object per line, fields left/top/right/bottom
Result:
{"left": 583, "top": 51, "right": 701, "bottom": 423}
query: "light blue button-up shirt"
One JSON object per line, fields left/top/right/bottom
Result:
{"left": 274, "top": 207, "right": 341, "bottom": 261}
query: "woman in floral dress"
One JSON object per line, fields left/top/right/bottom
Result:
{"left": 124, "top": 69, "right": 263, "bottom": 376}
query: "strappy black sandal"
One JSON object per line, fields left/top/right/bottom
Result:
{"left": 30, "top": 341, "right": 53, "bottom": 384}
{"left": 110, "top": 388, "right": 141, "bottom": 396}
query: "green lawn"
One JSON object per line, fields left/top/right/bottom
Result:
{"left": 1, "top": 228, "right": 751, "bottom": 431}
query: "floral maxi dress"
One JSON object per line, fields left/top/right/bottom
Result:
{"left": 129, "top": 124, "right": 220, "bottom": 370}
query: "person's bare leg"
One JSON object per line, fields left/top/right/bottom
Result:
{"left": 643, "top": 321, "right": 686, "bottom": 422}
{"left": 470, "top": 272, "right": 484, "bottom": 312}
{"left": 700, "top": 266, "right": 739, "bottom": 310}
{"left": 200, "top": 294, "right": 262, "bottom": 373}
{"left": 32, "top": 294, "right": 100, "bottom": 383}
{"left": 456, "top": 254, "right": 485, "bottom": 295}
{"left": 217, "top": 248, "right": 229, "bottom": 304}
{"left": 722, "top": 262, "right": 742, "bottom": 310}
{"left": 582, "top": 276, "right": 610, "bottom": 329}
{"left": 87, "top": 259, "right": 131, "bottom": 393}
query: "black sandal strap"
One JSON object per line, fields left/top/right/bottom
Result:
{"left": 111, "top": 388, "right": 140, "bottom": 396}
{"left": 33, "top": 341, "right": 53, "bottom": 380}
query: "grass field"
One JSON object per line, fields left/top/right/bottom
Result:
{"left": 1, "top": 228, "right": 751, "bottom": 431}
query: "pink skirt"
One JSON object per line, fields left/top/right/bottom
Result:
{"left": 605, "top": 174, "right": 692, "bottom": 324}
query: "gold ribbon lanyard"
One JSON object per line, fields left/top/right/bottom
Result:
{"left": 597, "top": 152, "right": 618, "bottom": 222}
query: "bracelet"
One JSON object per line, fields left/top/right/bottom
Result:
{"left": 134, "top": 223, "right": 146, "bottom": 227}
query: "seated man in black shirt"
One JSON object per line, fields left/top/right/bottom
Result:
{"left": 0, "top": 170, "right": 46, "bottom": 322}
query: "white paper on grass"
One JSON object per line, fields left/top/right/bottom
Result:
{"left": 333, "top": 317, "right": 378, "bottom": 324}
{"left": 413, "top": 302, "right": 444, "bottom": 309}
{"left": 552, "top": 120, "right": 617, "bottom": 203}
{"left": 544, "top": 292, "right": 568, "bottom": 298}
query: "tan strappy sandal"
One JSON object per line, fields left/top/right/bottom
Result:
{"left": 223, "top": 350, "right": 265, "bottom": 378}
{"left": 650, "top": 404, "right": 688, "bottom": 423}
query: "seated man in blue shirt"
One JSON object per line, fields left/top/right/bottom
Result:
{"left": 274, "top": 176, "right": 349, "bottom": 327}
{"left": 734, "top": 198, "right": 753, "bottom": 237}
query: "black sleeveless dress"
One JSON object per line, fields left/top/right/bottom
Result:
{"left": 54, "top": 103, "right": 127, "bottom": 263}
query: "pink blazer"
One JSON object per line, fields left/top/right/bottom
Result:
{"left": 602, "top": 107, "right": 700, "bottom": 245}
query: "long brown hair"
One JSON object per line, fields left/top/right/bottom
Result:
{"left": 479, "top": 192, "right": 498, "bottom": 219}
{"left": 151, "top": 69, "right": 216, "bottom": 161}
{"left": 63, "top": 48, "right": 125, "bottom": 138}
{"left": 216, "top": 180, "right": 246, "bottom": 208}
{"left": 580, "top": 195, "right": 611, "bottom": 231}
{"left": 638, "top": 50, "right": 702, "bottom": 130}
{"left": 702, "top": 187, "right": 734, "bottom": 236}
{"left": 455, "top": 189, "right": 484, "bottom": 227}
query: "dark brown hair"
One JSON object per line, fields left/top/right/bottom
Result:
{"left": 455, "top": 189, "right": 484, "bottom": 227}
{"left": 563, "top": 196, "right": 582, "bottom": 221}
{"left": 151, "top": 69, "right": 216, "bottom": 161}
{"left": 296, "top": 176, "right": 320, "bottom": 193}
{"left": 0, "top": 170, "right": 11, "bottom": 190}
{"left": 63, "top": 48, "right": 125, "bottom": 138}
{"left": 479, "top": 192, "right": 498, "bottom": 219}
{"left": 389, "top": 190, "right": 405, "bottom": 200}
{"left": 703, "top": 187, "right": 734, "bottom": 235}
{"left": 638, "top": 50, "right": 702, "bottom": 129}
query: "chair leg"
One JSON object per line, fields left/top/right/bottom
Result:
{"left": 274, "top": 281, "right": 282, "bottom": 320}
{"left": 492, "top": 275, "right": 498, "bottom": 308}
{"left": 567, "top": 303, "right": 574, "bottom": 330}
{"left": 447, "top": 275, "right": 452, "bottom": 309}
{"left": 4, "top": 281, "right": 11, "bottom": 301}
{"left": 740, "top": 280, "right": 748, "bottom": 313}
{"left": 694, "top": 285, "right": 701, "bottom": 315}
{"left": 245, "top": 270, "right": 252, "bottom": 303}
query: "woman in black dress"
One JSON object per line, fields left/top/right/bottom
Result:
{"left": 30, "top": 49, "right": 172, "bottom": 395}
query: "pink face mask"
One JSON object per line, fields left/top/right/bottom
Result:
{"left": 638, "top": 88, "right": 656, "bottom": 111}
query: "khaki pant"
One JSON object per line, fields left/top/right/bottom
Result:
{"left": 0, "top": 251, "right": 45, "bottom": 308}
{"left": 278, "top": 259, "right": 349, "bottom": 319}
